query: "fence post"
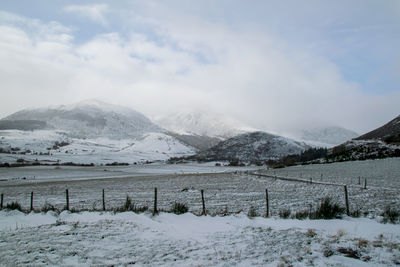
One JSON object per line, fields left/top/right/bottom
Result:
{"left": 265, "top": 189, "right": 269, "bottom": 217}
{"left": 0, "top": 193, "right": 3, "bottom": 210}
{"left": 358, "top": 176, "right": 361, "bottom": 185}
{"left": 344, "top": 185, "right": 350, "bottom": 216}
{"left": 364, "top": 178, "right": 367, "bottom": 189}
{"left": 65, "top": 189, "right": 69, "bottom": 211}
{"left": 201, "top": 190, "right": 206, "bottom": 215}
{"left": 30, "top": 191, "right": 34, "bottom": 212}
{"left": 153, "top": 187, "right": 158, "bottom": 215}
{"left": 102, "top": 189, "right": 105, "bottom": 211}
{"left": 320, "top": 174, "right": 323, "bottom": 181}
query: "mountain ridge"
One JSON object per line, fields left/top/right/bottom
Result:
{"left": 355, "top": 115, "right": 400, "bottom": 142}
{"left": 3, "top": 100, "right": 162, "bottom": 139}
{"left": 181, "top": 131, "right": 308, "bottom": 164}
{"left": 0, "top": 100, "right": 197, "bottom": 164}
{"left": 155, "top": 111, "right": 257, "bottom": 140}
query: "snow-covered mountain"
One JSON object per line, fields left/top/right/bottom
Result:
{"left": 155, "top": 111, "right": 257, "bottom": 140}
{"left": 0, "top": 100, "right": 196, "bottom": 164}
{"left": 288, "top": 126, "right": 359, "bottom": 148}
{"left": 188, "top": 131, "right": 308, "bottom": 163}
{"left": 4, "top": 100, "right": 162, "bottom": 139}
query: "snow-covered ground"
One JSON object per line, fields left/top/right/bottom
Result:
{"left": 260, "top": 158, "right": 400, "bottom": 189}
{"left": 1, "top": 158, "right": 399, "bottom": 220}
{"left": 0, "top": 162, "right": 258, "bottom": 184}
{"left": 0, "top": 210, "right": 399, "bottom": 266}
{"left": 1, "top": 159, "right": 399, "bottom": 265}
{"left": 0, "top": 130, "right": 196, "bottom": 164}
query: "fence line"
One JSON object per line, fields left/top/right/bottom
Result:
{"left": 0, "top": 184, "right": 354, "bottom": 218}
{"left": 250, "top": 172, "right": 346, "bottom": 187}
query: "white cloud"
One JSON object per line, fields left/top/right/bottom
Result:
{"left": 0, "top": 6, "right": 399, "bottom": 135}
{"left": 64, "top": 4, "right": 109, "bottom": 26}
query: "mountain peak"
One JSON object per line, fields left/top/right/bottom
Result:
{"left": 3, "top": 100, "right": 161, "bottom": 139}
{"left": 155, "top": 110, "right": 257, "bottom": 139}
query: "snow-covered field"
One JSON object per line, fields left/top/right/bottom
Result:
{"left": 0, "top": 130, "right": 196, "bottom": 164}
{"left": 0, "top": 158, "right": 399, "bottom": 218}
{"left": 0, "top": 162, "right": 257, "bottom": 184}
{"left": 260, "top": 158, "right": 400, "bottom": 189}
{"left": 1, "top": 158, "right": 399, "bottom": 266}
{"left": 0, "top": 210, "right": 399, "bottom": 266}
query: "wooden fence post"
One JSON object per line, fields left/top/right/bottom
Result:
{"left": 30, "top": 191, "right": 34, "bottom": 212}
{"left": 265, "top": 189, "right": 269, "bottom": 217}
{"left": 65, "top": 189, "right": 69, "bottom": 211}
{"left": 102, "top": 189, "right": 105, "bottom": 211}
{"left": 0, "top": 193, "right": 3, "bottom": 210}
{"left": 320, "top": 174, "right": 323, "bottom": 181}
{"left": 344, "top": 185, "right": 350, "bottom": 216}
{"left": 364, "top": 178, "right": 367, "bottom": 189}
{"left": 201, "top": 190, "right": 206, "bottom": 215}
{"left": 153, "top": 187, "right": 158, "bottom": 215}
{"left": 358, "top": 176, "right": 361, "bottom": 185}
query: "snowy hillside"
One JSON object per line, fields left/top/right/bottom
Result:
{"left": 326, "top": 116, "right": 400, "bottom": 162}
{"left": 0, "top": 130, "right": 195, "bottom": 165}
{"left": 298, "top": 126, "right": 358, "bottom": 148}
{"left": 191, "top": 131, "right": 307, "bottom": 163}
{"left": 0, "top": 100, "right": 199, "bottom": 164}
{"left": 4, "top": 100, "right": 162, "bottom": 139}
{"left": 155, "top": 110, "right": 257, "bottom": 139}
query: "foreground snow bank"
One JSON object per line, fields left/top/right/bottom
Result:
{"left": 1, "top": 210, "right": 399, "bottom": 266}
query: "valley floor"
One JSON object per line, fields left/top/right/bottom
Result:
{"left": 1, "top": 158, "right": 400, "bottom": 266}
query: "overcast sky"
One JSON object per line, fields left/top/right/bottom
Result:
{"left": 0, "top": 0, "right": 399, "bottom": 134}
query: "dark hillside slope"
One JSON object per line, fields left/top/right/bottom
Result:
{"left": 355, "top": 115, "right": 400, "bottom": 143}
{"left": 326, "top": 115, "right": 400, "bottom": 162}
{"left": 0, "top": 120, "right": 47, "bottom": 131}
{"left": 191, "top": 131, "right": 307, "bottom": 163}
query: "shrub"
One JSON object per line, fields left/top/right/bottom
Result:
{"left": 228, "top": 159, "right": 240, "bottom": 166}
{"left": 279, "top": 209, "right": 291, "bottom": 219}
{"left": 350, "top": 209, "right": 361, "bottom": 218}
{"left": 292, "top": 210, "right": 309, "bottom": 220}
{"left": 171, "top": 202, "right": 189, "bottom": 214}
{"left": 5, "top": 201, "right": 22, "bottom": 211}
{"left": 357, "top": 239, "right": 369, "bottom": 248}
{"left": 323, "top": 248, "right": 334, "bottom": 257}
{"left": 306, "top": 229, "right": 317, "bottom": 238}
{"left": 41, "top": 203, "right": 58, "bottom": 213}
{"left": 219, "top": 205, "right": 230, "bottom": 216}
{"left": 247, "top": 206, "right": 259, "bottom": 218}
{"left": 134, "top": 205, "right": 149, "bottom": 213}
{"left": 115, "top": 195, "right": 142, "bottom": 212}
{"left": 312, "top": 197, "right": 344, "bottom": 219}
{"left": 337, "top": 247, "right": 360, "bottom": 259}
{"left": 123, "top": 195, "right": 134, "bottom": 211}
{"left": 381, "top": 206, "right": 400, "bottom": 224}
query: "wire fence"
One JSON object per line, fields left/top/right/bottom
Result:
{"left": 1, "top": 172, "right": 399, "bottom": 218}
